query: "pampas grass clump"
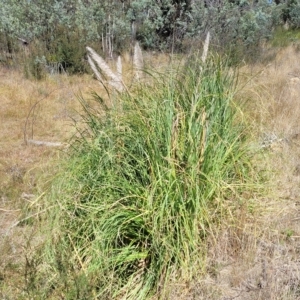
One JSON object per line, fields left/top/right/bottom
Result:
{"left": 33, "top": 52, "right": 255, "bottom": 299}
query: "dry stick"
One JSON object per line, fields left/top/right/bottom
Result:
{"left": 0, "top": 208, "right": 21, "bottom": 212}
{"left": 102, "top": 32, "right": 105, "bottom": 54}
{"left": 108, "top": 14, "right": 112, "bottom": 58}
{"left": 27, "top": 139, "right": 65, "bottom": 147}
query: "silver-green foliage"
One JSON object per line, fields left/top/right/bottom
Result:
{"left": 0, "top": 0, "right": 291, "bottom": 69}
{"left": 189, "top": 1, "right": 273, "bottom": 47}
{"left": 288, "top": 0, "right": 300, "bottom": 27}
{"left": 0, "top": 0, "right": 278, "bottom": 48}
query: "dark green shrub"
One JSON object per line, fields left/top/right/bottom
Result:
{"left": 23, "top": 42, "right": 47, "bottom": 80}
{"left": 47, "top": 26, "right": 87, "bottom": 74}
{"left": 288, "top": 0, "right": 300, "bottom": 27}
{"left": 24, "top": 55, "right": 46, "bottom": 80}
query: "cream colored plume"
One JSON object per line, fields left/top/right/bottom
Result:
{"left": 116, "top": 55, "right": 122, "bottom": 80}
{"left": 201, "top": 31, "right": 210, "bottom": 63}
{"left": 133, "top": 42, "right": 144, "bottom": 81}
{"left": 86, "top": 46, "right": 124, "bottom": 92}
{"left": 87, "top": 54, "right": 103, "bottom": 82}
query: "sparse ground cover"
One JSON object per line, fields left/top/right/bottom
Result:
{"left": 0, "top": 68, "right": 101, "bottom": 298}
{"left": 1, "top": 45, "right": 300, "bottom": 299}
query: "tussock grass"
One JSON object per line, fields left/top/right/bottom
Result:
{"left": 32, "top": 55, "right": 256, "bottom": 299}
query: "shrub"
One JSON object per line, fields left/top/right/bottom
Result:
{"left": 0, "top": 0, "right": 286, "bottom": 68}
{"left": 24, "top": 55, "right": 47, "bottom": 80}
{"left": 49, "top": 26, "right": 87, "bottom": 74}
{"left": 288, "top": 0, "right": 300, "bottom": 27}
{"left": 23, "top": 41, "right": 47, "bottom": 80}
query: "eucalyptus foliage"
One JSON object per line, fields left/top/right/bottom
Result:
{"left": 0, "top": 0, "right": 293, "bottom": 70}
{"left": 287, "top": 0, "right": 300, "bottom": 28}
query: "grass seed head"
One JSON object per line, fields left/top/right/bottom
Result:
{"left": 133, "top": 42, "right": 144, "bottom": 81}
{"left": 86, "top": 46, "right": 124, "bottom": 92}
{"left": 202, "top": 32, "right": 210, "bottom": 63}
{"left": 116, "top": 55, "right": 122, "bottom": 81}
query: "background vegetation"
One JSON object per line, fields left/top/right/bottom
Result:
{"left": 1, "top": 0, "right": 300, "bottom": 75}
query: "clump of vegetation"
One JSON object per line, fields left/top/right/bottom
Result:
{"left": 24, "top": 54, "right": 47, "bottom": 81}
{"left": 271, "top": 27, "right": 300, "bottom": 48}
{"left": 29, "top": 54, "right": 256, "bottom": 299}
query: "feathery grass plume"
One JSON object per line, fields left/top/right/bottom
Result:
{"left": 86, "top": 46, "right": 124, "bottom": 92}
{"left": 133, "top": 42, "right": 144, "bottom": 81}
{"left": 87, "top": 54, "right": 103, "bottom": 82}
{"left": 116, "top": 55, "right": 122, "bottom": 81}
{"left": 201, "top": 32, "right": 210, "bottom": 63}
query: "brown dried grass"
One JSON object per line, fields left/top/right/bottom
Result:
{"left": 190, "top": 45, "right": 300, "bottom": 300}
{"left": 0, "top": 68, "right": 87, "bottom": 295}
{"left": 2, "top": 46, "right": 300, "bottom": 299}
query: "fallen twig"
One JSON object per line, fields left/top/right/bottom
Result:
{"left": 27, "top": 139, "right": 68, "bottom": 147}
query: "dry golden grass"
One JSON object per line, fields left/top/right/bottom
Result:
{"left": 2, "top": 47, "right": 300, "bottom": 299}
{"left": 0, "top": 67, "right": 106, "bottom": 296}
{"left": 0, "top": 68, "right": 103, "bottom": 192}
{"left": 239, "top": 45, "right": 300, "bottom": 136}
